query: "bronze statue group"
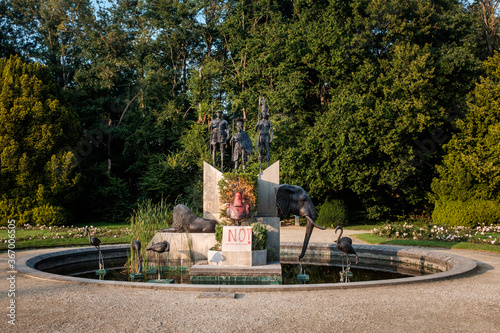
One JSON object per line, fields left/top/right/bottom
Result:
{"left": 209, "top": 97, "right": 273, "bottom": 173}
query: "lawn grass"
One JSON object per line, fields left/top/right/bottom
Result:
{"left": 0, "top": 222, "right": 132, "bottom": 251}
{"left": 355, "top": 233, "right": 500, "bottom": 253}
{"left": 3, "top": 235, "right": 132, "bottom": 251}
{"left": 73, "top": 222, "right": 130, "bottom": 229}
{"left": 344, "top": 224, "right": 379, "bottom": 231}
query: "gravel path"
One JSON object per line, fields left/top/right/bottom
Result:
{"left": 2, "top": 226, "right": 499, "bottom": 332}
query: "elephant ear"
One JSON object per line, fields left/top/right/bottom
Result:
{"left": 275, "top": 184, "right": 295, "bottom": 218}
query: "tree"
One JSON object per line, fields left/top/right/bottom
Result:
{"left": 9, "top": 0, "right": 95, "bottom": 88}
{"left": 468, "top": 0, "right": 500, "bottom": 59}
{"left": 0, "top": 0, "right": 18, "bottom": 58}
{"left": 2, "top": 0, "right": 487, "bottom": 224}
{"left": 279, "top": 0, "right": 482, "bottom": 219}
{"left": 0, "top": 55, "right": 81, "bottom": 226}
{"left": 71, "top": 0, "right": 206, "bottom": 219}
{"left": 431, "top": 51, "right": 500, "bottom": 226}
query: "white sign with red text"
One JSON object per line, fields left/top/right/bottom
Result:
{"left": 222, "top": 226, "right": 252, "bottom": 252}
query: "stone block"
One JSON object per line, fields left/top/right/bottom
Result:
{"left": 207, "top": 249, "right": 267, "bottom": 267}
{"left": 222, "top": 226, "right": 252, "bottom": 251}
{"left": 203, "top": 161, "right": 223, "bottom": 222}
{"left": 256, "top": 160, "right": 280, "bottom": 217}
{"left": 255, "top": 217, "right": 280, "bottom": 262}
{"left": 147, "top": 232, "right": 217, "bottom": 263}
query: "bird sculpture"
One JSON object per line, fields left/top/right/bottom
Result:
{"left": 146, "top": 240, "right": 170, "bottom": 280}
{"left": 335, "top": 226, "right": 359, "bottom": 269}
{"left": 131, "top": 240, "right": 142, "bottom": 274}
{"left": 85, "top": 226, "right": 104, "bottom": 271}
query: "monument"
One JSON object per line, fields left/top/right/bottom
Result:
{"left": 190, "top": 161, "right": 282, "bottom": 283}
{"left": 148, "top": 99, "right": 282, "bottom": 284}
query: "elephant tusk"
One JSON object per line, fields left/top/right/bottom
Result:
{"left": 307, "top": 216, "right": 326, "bottom": 230}
{"left": 298, "top": 216, "right": 325, "bottom": 259}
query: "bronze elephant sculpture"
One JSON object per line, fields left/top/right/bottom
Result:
{"left": 275, "top": 184, "right": 326, "bottom": 260}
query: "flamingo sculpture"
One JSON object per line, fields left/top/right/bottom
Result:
{"left": 146, "top": 241, "right": 170, "bottom": 281}
{"left": 335, "top": 226, "right": 359, "bottom": 270}
{"left": 85, "top": 226, "right": 104, "bottom": 271}
{"left": 131, "top": 240, "right": 142, "bottom": 274}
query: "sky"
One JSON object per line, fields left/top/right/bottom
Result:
{"left": 91, "top": 0, "right": 113, "bottom": 11}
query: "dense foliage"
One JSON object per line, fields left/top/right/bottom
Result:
{"left": 317, "top": 199, "right": 349, "bottom": 228}
{"left": 1, "top": 0, "right": 500, "bottom": 225}
{"left": 251, "top": 222, "right": 268, "bottom": 251}
{"left": 0, "top": 55, "right": 80, "bottom": 226}
{"left": 431, "top": 51, "right": 500, "bottom": 227}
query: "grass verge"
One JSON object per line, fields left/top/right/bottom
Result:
{"left": 344, "top": 224, "right": 379, "bottom": 231}
{"left": 2, "top": 236, "right": 132, "bottom": 251}
{"left": 355, "top": 233, "right": 500, "bottom": 253}
{"left": 0, "top": 222, "right": 132, "bottom": 251}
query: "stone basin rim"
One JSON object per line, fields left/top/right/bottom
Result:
{"left": 16, "top": 243, "right": 477, "bottom": 292}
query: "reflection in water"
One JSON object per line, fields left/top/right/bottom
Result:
{"left": 69, "top": 263, "right": 415, "bottom": 285}
{"left": 281, "top": 264, "right": 410, "bottom": 284}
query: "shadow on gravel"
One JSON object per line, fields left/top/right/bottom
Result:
{"left": 472, "top": 262, "right": 494, "bottom": 275}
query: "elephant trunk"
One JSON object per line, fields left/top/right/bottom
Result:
{"left": 298, "top": 216, "right": 326, "bottom": 260}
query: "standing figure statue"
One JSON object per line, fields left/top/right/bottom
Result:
{"left": 230, "top": 118, "right": 253, "bottom": 173}
{"left": 255, "top": 97, "right": 273, "bottom": 171}
{"left": 209, "top": 110, "right": 230, "bottom": 172}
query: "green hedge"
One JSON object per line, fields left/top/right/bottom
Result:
{"left": 432, "top": 199, "right": 500, "bottom": 227}
{"left": 0, "top": 196, "right": 67, "bottom": 227}
{"left": 317, "top": 199, "right": 349, "bottom": 228}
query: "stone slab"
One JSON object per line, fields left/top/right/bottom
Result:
{"left": 256, "top": 160, "right": 280, "bottom": 217}
{"left": 255, "top": 217, "right": 280, "bottom": 262}
{"left": 147, "top": 232, "right": 217, "bottom": 263}
{"left": 203, "top": 161, "right": 224, "bottom": 222}
{"left": 222, "top": 226, "right": 252, "bottom": 251}
{"left": 190, "top": 261, "right": 282, "bottom": 277}
{"left": 207, "top": 250, "right": 267, "bottom": 267}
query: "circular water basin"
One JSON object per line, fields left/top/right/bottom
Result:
{"left": 16, "top": 243, "right": 477, "bottom": 291}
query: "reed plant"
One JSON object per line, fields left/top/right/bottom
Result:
{"left": 128, "top": 199, "right": 173, "bottom": 271}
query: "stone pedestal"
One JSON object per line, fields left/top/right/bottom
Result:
{"left": 206, "top": 226, "right": 267, "bottom": 267}
{"left": 187, "top": 162, "right": 282, "bottom": 283}
{"left": 255, "top": 217, "right": 280, "bottom": 262}
{"left": 255, "top": 161, "right": 281, "bottom": 262}
{"left": 207, "top": 249, "right": 267, "bottom": 267}
{"left": 190, "top": 261, "right": 282, "bottom": 284}
{"left": 147, "top": 232, "right": 217, "bottom": 264}
{"left": 256, "top": 160, "right": 279, "bottom": 216}
{"left": 222, "top": 226, "right": 252, "bottom": 251}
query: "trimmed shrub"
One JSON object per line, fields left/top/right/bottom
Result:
{"left": 317, "top": 199, "right": 349, "bottom": 228}
{"left": 0, "top": 196, "right": 66, "bottom": 226}
{"left": 252, "top": 222, "right": 268, "bottom": 251}
{"left": 30, "top": 204, "right": 66, "bottom": 226}
{"left": 432, "top": 199, "right": 500, "bottom": 227}
{"left": 214, "top": 224, "right": 223, "bottom": 244}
